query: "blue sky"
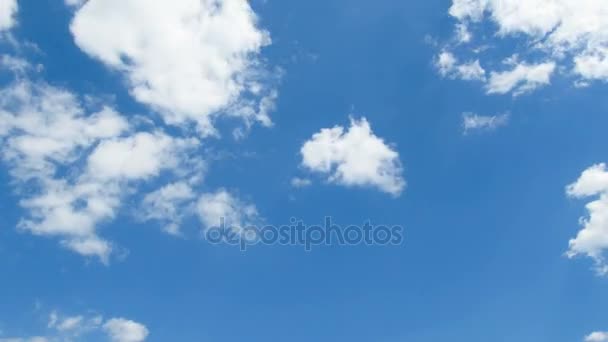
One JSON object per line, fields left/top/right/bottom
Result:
{"left": 2, "top": 0, "right": 608, "bottom": 341}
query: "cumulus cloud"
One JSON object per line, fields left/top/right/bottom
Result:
{"left": 86, "top": 132, "right": 200, "bottom": 181}
{"left": 300, "top": 117, "right": 405, "bottom": 196}
{"left": 441, "top": 0, "right": 608, "bottom": 89}
{"left": 1, "top": 311, "right": 148, "bottom": 342}
{"left": 587, "top": 332, "right": 608, "bottom": 342}
{"left": 462, "top": 112, "right": 509, "bottom": 134}
{"left": 103, "top": 318, "right": 149, "bottom": 342}
{"left": 566, "top": 164, "right": 608, "bottom": 275}
{"left": 69, "top": 0, "right": 278, "bottom": 136}
{"left": 0, "top": 0, "right": 17, "bottom": 31}
{"left": 0, "top": 0, "right": 272, "bottom": 263}
{"left": 0, "top": 80, "right": 204, "bottom": 263}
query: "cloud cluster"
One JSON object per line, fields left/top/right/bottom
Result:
{"left": 566, "top": 164, "right": 608, "bottom": 275}
{"left": 0, "top": 311, "right": 148, "bottom": 342}
{"left": 437, "top": 0, "right": 608, "bottom": 93}
{"left": 0, "top": 79, "right": 205, "bottom": 263}
{"left": 300, "top": 117, "right": 405, "bottom": 196}
{"left": 0, "top": 0, "right": 275, "bottom": 263}
{"left": 69, "top": 0, "right": 277, "bottom": 136}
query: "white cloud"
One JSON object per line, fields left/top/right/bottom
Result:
{"left": 574, "top": 47, "right": 608, "bottom": 81}
{"left": 103, "top": 318, "right": 149, "bottom": 342}
{"left": 567, "top": 164, "right": 608, "bottom": 198}
{"left": 462, "top": 112, "right": 508, "bottom": 134}
{"left": 48, "top": 311, "right": 103, "bottom": 336}
{"left": 587, "top": 332, "right": 608, "bottom": 342}
{"left": 69, "top": 0, "right": 277, "bottom": 136}
{"left": 0, "top": 81, "right": 129, "bottom": 180}
{"left": 300, "top": 117, "right": 405, "bottom": 196}
{"left": 64, "top": 0, "right": 85, "bottom": 7}
{"left": 0, "top": 55, "right": 34, "bottom": 74}
{"left": 455, "top": 23, "right": 472, "bottom": 44}
{"left": 140, "top": 182, "right": 197, "bottom": 235}
{"left": 444, "top": 0, "right": 608, "bottom": 86}
{"left": 0, "top": 0, "right": 17, "bottom": 31}
{"left": 291, "top": 177, "right": 312, "bottom": 188}
{"left": 566, "top": 164, "right": 608, "bottom": 275}
{"left": 86, "top": 132, "right": 199, "bottom": 181}
{"left": 1, "top": 311, "right": 148, "bottom": 342}
{"left": 449, "top": 0, "right": 488, "bottom": 21}
{"left": 0, "top": 80, "right": 204, "bottom": 263}
{"left": 436, "top": 51, "right": 486, "bottom": 81}
{"left": 197, "top": 189, "right": 259, "bottom": 230}
{"left": 486, "top": 61, "right": 556, "bottom": 95}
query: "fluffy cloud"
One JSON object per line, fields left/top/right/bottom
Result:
{"left": 587, "top": 332, "right": 608, "bottom": 342}
{"left": 1, "top": 311, "right": 148, "bottom": 342}
{"left": 103, "top": 319, "right": 149, "bottom": 342}
{"left": 462, "top": 112, "right": 508, "bottom": 134}
{"left": 86, "top": 132, "right": 200, "bottom": 181}
{"left": 0, "top": 79, "right": 204, "bottom": 262}
{"left": 441, "top": 0, "right": 608, "bottom": 89}
{"left": 300, "top": 117, "right": 405, "bottom": 196}
{"left": 0, "top": 0, "right": 17, "bottom": 31}
{"left": 0, "top": 81, "right": 129, "bottom": 180}
{"left": 0, "top": 0, "right": 272, "bottom": 262}
{"left": 69, "top": 0, "right": 277, "bottom": 136}
{"left": 566, "top": 164, "right": 608, "bottom": 275}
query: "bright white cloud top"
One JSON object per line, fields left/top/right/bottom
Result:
{"left": 300, "top": 117, "right": 405, "bottom": 196}
{"left": 566, "top": 164, "right": 608, "bottom": 275}
{"left": 70, "top": 0, "right": 277, "bottom": 136}
{"left": 438, "top": 0, "right": 608, "bottom": 93}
